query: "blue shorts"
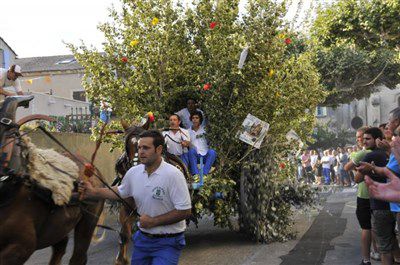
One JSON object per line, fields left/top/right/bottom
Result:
{"left": 131, "top": 230, "right": 186, "bottom": 265}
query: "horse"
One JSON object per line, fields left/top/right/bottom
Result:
{"left": 0, "top": 95, "right": 105, "bottom": 265}
{"left": 112, "top": 119, "right": 191, "bottom": 265}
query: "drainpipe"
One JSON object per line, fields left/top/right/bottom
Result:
{"left": 365, "top": 97, "right": 368, "bottom": 126}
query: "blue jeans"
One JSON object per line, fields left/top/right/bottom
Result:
{"left": 131, "top": 231, "right": 185, "bottom": 265}
{"left": 323, "top": 168, "right": 331, "bottom": 184}
{"left": 188, "top": 148, "right": 216, "bottom": 175}
{"left": 179, "top": 153, "right": 189, "bottom": 168}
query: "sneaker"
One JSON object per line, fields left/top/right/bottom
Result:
{"left": 360, "top": 260, "right": 371, "bottom": 265}
{"left": 370, "top": 251, "right": 381, "bottom": 261}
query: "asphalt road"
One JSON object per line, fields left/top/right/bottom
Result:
{"left": 25, "top": 187, "right": 367, "bottom": 265}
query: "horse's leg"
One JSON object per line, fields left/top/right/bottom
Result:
{"left": 69, "top": 204, "right": 103, "bottom": 265}
{"left": 49, "top": 236, "right": 69, "bottom": 265}
{"left": 115, "top": 206, "right": 132, "bottom": 265}
{"left": 0, "top": 242, "right": 35, "bottom": 265}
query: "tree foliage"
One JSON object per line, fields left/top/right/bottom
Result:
{"left": 308, "top": 123, "right": 354, "bottom": 150}
{"left": 311, "top": 0, "right": 400, "bottom": 105}
{"left": 69, "top": 0, "right": 324, "bottom": 242}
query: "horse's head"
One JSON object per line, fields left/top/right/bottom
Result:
{"left": 0, "top": 95, "right": 34, "bottom": 175}
{"left": 115, "top": 119, "right": 150, "bottom": 176}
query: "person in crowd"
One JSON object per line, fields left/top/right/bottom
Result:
{"left": 355, "top": 127, "right": 400, "bottom": 265}
{"left": 163, "top": 114, "right": 190, "bottom": 167}
{"left": 329, "top": 149, "right": 338, "bottom": 184}
{"left": 344, "top": 126, "right": 380, "bottom": 264}
{"left": 384, "top": 124, "right": 393, "bottom": 142}
{"left": 321, "top": 150, "right": 331, "bottom": 185}
{"left": 379, "top": 123, "right": 387, "bottom": 135}
{"left": 79, "top": 130, "right": 191, "bottom": 264}
{"left": 301, "top": 150, "right": 314, "bottom": 183}
{"left": 377, "top": 123, "right": 395, "bottom": 157}
{"left": 175, "top": 98, "right": 206, "bottom": 129}
{"left": 310, "top": 150, "right": 320, "bottom": 184}
{"left": 0, "top": 64, "right": 24, "bottom": 100}
{"left": 347, "top": 147, "right": 356, "bottom": 185}
{"left": 99, "top": 101, "right": 112, "bottom": 123}
{"left": 187, "top": 111, "right": 216, "bottom": 176}
{"left": 338, "top": 147, "right": 350, "bottom": 186}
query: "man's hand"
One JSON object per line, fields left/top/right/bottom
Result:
{"left": 356, "top": 161, "right": 375, "bottom": 175}
{"left": 78, "top": 180, "right": 96, "bottom": 200}
{"left": 139, "top": 214, "right": 157, "bottom": 229}
{"left": 181, "top": 140, "right": 190, "bottom": 148}
{"left": 365, "top": 167, "right": 400, "bottom": 203}
{"left": 376, "top": 138, "right": 391, "bottom": 153}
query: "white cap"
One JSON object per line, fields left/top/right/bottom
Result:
{"left": 14, "top": 65, "right": 22, "bottom": 76}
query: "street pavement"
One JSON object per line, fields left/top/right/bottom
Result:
{"left": 26, "top": 187, "right": 373, "bottom": 265}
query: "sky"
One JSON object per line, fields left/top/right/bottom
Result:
{"left": 1, "top": 0, "right": 120, "bottom": 58}
{"left": 1, "top": 0, "right": 312, "bottom": 58}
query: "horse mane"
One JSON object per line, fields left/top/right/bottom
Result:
{"left": 22, "top": 136, "right": 79, "bottom": 206}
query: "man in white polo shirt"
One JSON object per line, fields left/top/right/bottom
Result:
{"left": 188, "top": 111, "right": 216, "bottom": 176}
{"left": 163, "top": 114, "right": 191, "bottom": 167}
{"left": 79, "top": 130, "right": 191, "bottom": 264}
{"left": 0, "top": 65, "right": 24, "bottom": 100}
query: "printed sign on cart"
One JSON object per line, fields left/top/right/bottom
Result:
{"left": 236, "top": 114, "right": 269, "bottom": 149}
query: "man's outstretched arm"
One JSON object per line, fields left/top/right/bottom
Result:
{"left": 365, "top": 168, "right": 400, "bottom": 203}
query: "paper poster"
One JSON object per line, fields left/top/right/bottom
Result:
{"left": 237, "top": 114, "right": 269, "bottom": 149}
{"left": 286, "top": 129, "right": 304, "bottom": 148}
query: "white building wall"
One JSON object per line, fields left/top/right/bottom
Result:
{"left": 18, "top": 71, "right": 85, "bottom": 100}
{"left": 0, "top": 39, "right": 17, "bottom": 68}
{"left": 317, "top": 85, "right": 400, "bottom": 131}
{"left": 16, "top": 92, "right": 90, "bottom": 121}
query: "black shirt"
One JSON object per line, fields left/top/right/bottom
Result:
{"left": 362, "top": 149, "right": 389, "bottom": 210}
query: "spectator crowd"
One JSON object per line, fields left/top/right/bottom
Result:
{"left": 299, "top": 107, "right": 400, "bottom": 265}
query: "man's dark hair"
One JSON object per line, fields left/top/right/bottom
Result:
{"left": 187, "top": 98, "right": 197, "bottom": 103}
{"left": 379, "top": 123, "right": 387, "bottom": 129}
{"left": 190, "top": 110, "right": 203, "bottom": 124}
{"left": 170, "top": 114, "right": 181, "bottom": 121}
{"left": 139, "top": 130, "right": 165, "bottom": 148}
{"left": 364, "top": 127, "right": 383, "bottom": 140}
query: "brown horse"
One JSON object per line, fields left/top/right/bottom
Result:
{"left": 112, "top": 119, "right": 191, "bottom": 265}
{"left": 0, "top": 96, "right": 105, "bottom": 265}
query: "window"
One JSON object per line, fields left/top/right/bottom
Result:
{"left": 72, "top": 91, "right": 86, "bottom": 102}
{"left": 315, "top": 106, "right": 327, "bottom": 117}
{"left": 56, "top": 58, "right": 76, "bottom": 65}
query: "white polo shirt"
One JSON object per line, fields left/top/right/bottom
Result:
{"left": 189, "top": 126, "right": 209, "bottom": 156}
{"left": 118, "top": 160, "right": 191, "bottom": 234}
{"left": 175, "top": 108, "right": 206, "bottom": 129}
{"left": 163, "top": 128, "right": 190, "bottom": 156}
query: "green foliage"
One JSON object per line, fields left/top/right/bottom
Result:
{"left": 313, "top": 0, "right": 400, "bottom": 50}
{"left": 308, "top": 123, "right": 354, "bottom": 150}
{"left": 192, "top": 173, "right": 238, "bottom": 228}
{"left": 69, "top": 0, "right": 325, "bottom": 242}
{"left": 311, "top": 0, "right": 400, "bottom": 105}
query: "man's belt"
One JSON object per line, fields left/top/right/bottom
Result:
{"left": 140, "top": 230, "right": 183, "bottom": 238}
